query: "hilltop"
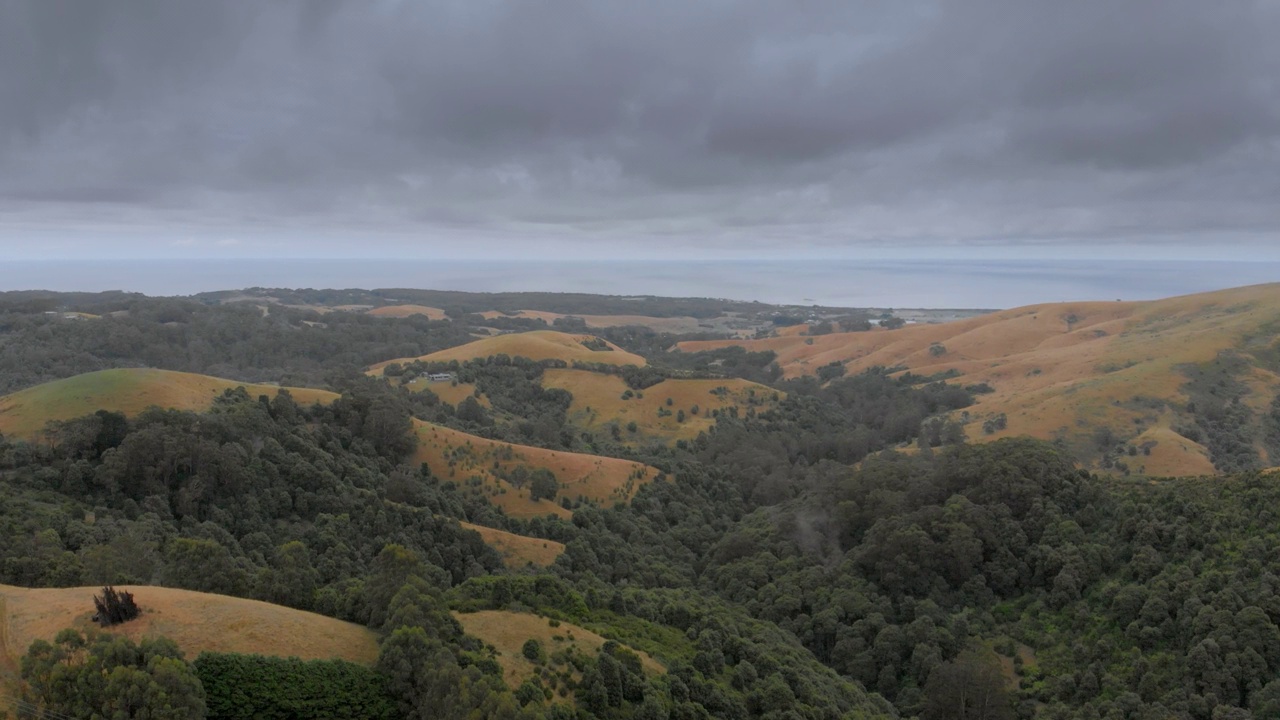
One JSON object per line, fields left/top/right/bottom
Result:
{"left": 412, "top": 420, "right": 661, "bottom": 519}
{"left": 679, "top": 283, "right": 1280, "bottom": 475}
{"left": 369, "top": 330, "right": 646, "bottom": 374}
{"left": 0, "top": 584, "right": 379, "bottom": 668}
{"left": 0, "top": 369, "right": 338, "bottom": 439}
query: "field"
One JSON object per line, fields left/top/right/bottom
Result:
{"left": 679, "top": 284, "right": 1280, "bottom": 475}
{"left": 540, "top": 369, "right": 782, "bottom": 444}
{"left": 412, "top": 420, "right": 660, "bottom": 519}
{"left": 0, "top": 369, "right": 339, "bottom": 439}
{"left": 0, "top": 584, "right": 379, "bottom": 672}
{"left": 398, "top": 377, "right": 487, "bottom": 407}
{"left": 366, "top": 304, "right": 448, "bottom": 320}
{"left": 369, "top": 330, "right": 646, "bottom": 374}
{"left": 453, "top": 610, "right": 663, "bottom": 698}
{"left": 458, "top": 522, "right": 565, "bottom": 568}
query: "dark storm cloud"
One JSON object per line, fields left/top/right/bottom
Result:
{"left": 1, "top": 0, "right": 1277, "bottom": 256}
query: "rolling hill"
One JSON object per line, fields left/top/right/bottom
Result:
{"left": 368, "top": 330, "right": 646, "bottom": 374}
{"left": 412, "top": 420, "right": 661, "bottom": 519}
{"left": 453, "top": 610, "right": 663, "bottom": 700}
{"left": 366, "top": 304, "right": 448, "bottom": 320}
{"left": 0, "top": 584, "right": 379, "bottom": 671}
{"left": 540, "top": 368, "right": 783, "bottom": 444}
{"left": 0, "top": 369, "right": 339, "bottom": 439}
{"left": 679, "top": 283, "right": 1280, "bottom": 475}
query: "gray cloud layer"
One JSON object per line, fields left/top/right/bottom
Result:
{"left": 2, "top": 0, "right": 1278, "bottom": 257}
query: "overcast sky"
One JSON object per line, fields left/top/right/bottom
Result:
{"left": 3, "top": 0, "right": 1279, "bottom": 262}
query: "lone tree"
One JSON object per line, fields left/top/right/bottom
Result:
{"left": 92, "top": 586, "right": 140, "bottom": 626}
{"left": 529, "top": 469, "right": 559, "bottom": 502}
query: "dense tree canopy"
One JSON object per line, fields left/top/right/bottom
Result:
{"left": 5, "top": 290, "right": 1280, "bottom": 719}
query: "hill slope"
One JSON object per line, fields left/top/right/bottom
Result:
{"left": 541, "top": 369, "right": 782, "bottom": 444}
{"left": 679, "top": 283, "right": 1280, "bottom": 475}
{"left": 454, "top": 610, "right": 663, "bottom": 699}
{"left": 0, "top": 369, "right": 338, "bottom": 439}
{"left": 457, "top": 522, "right": 565, "bottom": 568}
{"left": 366, "top": 304, "right": 447, "bottom": 320}
{"left": 413, "top": 420, "right": 660, "bottom": 519}
{"left": 0, "top": 584, "right": 379, "bottom": 668}
{"left": 369, "top": 330, "right": 646, "bottom": 374}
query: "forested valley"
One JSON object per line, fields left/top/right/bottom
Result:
{"left": 3, "top": 292, "right": 1280, "bottom": 720}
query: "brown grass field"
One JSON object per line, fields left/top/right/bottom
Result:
{"left": 412, "top": 420, "right": 661, "bottom": 519}
{"left": 540, "top": 369, "right": 782, "bottom": 444}
{"left": 479, "top": 310, "right": 708, "bottom": 333}
{"left": 398, "top": 377, "right": 488, "bottom": 407}
{"left": 0, "top": 369, "right": 339, "bottom": 440}
{"left": 679, "top": 284, "right": 1280, "bottom": 476}
{"left": 458, "top": 522, "right": 565, "bottom": 568}
{"left": 454, "top": 610, "right": 663, "bottom": 698}
{"left": 0, "top": 584, "right": 379, "bottom": 672}
{"left": 369, "top": 330, "right": 646, "bottom": 375}
{"left": 366, "top": 304, "right": 448, "bottom": 320}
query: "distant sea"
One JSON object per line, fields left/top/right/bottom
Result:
{"left": 1, "top": 259, "right": 1277, "bottom": 310}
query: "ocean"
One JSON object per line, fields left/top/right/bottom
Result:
{"left": 1, "top": 258, "right": 1277, "bottom": 309}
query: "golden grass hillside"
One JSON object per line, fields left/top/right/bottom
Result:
{"left": 679, "top": 283, "right": 1280, "bottom": 476}
{"left": 412, "top": 420, "right": 660, "bottom": 520}
{"left": 0, "top": 584, "right": 379, "bottom": 668}
{"left": 0, "top": 369, "right": 339, "bottom": 439}
{"left": 540, "top": 369, "right": 782, "bottom": 444}
{"left": 396, "top": 377, "right": 488, "bottom": 407}
{"left": 369, "top": 331, "right": 645, "bottom": 375}
{"left": 454, "top": 610, "right": 663, "bottom": 699}
{"left": 458, "top": 522, "right": 565, "bottom": 568}
{"left": 367, "top": 304, "right": 448, "bottom": 320}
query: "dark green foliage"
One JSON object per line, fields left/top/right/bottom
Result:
{"left": 817, "top": 361, "right": 847, "bottom": 382}
{"left": 522, "top": 638, "right": 545, "bottom": 662}
{"left": 15, "top": 289, "right": 1280, "bottom": 720}
{"left": 650, "top": 345, "right": 783, "bottom": 385}
{"left": 92, "top": 585, "right": 140, "bottom": 626}
{"left": 0, "top": 387, "right": 501, "bottom": 601}
{"left": 687, "top": 369, "right": 975, "bottom": 507}
{"left": 982, "top": 413, "right": 1007, "bottom": 434}
{"left": 375, "top": 626, "right": 521, "bottom": 720}
{"left": 529, "top": 469, "right": 559, "bottom": 502}
{"left": 21, "top": 628, "right": 206, "bottom": 720}
{"left": 0, "top": 292, "right": 476, "bottom": 394}
{"left": 1182, "top": 351, "right": 1263, "bottom": 472}
{"left": 922, "top": 649, "right": 1012, "bottom": 720}
{"left": 194, "top": 653, "right": 396, "bottom": 720}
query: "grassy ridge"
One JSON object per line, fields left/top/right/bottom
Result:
{"left": 0, "top": 584, "right": 379, "bottom": 668}
{"left": 679, "top": 283, "right": 1280, "bottom": 475}
{"left": 412, "top": 420, "right": 660, "bottom": 519}
{"left": 541, "top": 368, "right": 781, "bottom": 444}
{"left": 0, "top": 369, "right": 339, "bottom": 439}
{"left": 369, "top": 330, "right": 646, "bottom": 374}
